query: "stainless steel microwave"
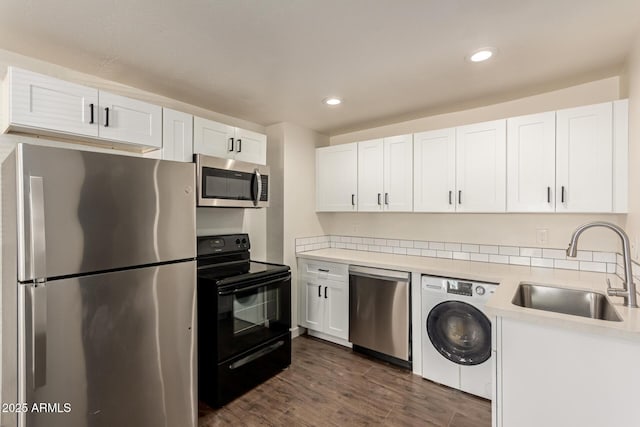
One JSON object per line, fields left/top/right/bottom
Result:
{"left": 195, "top": 154, "right": 270, "bottom": 208}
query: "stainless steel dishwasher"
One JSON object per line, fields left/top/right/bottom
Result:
{"left": 349, "top": 265, "right": 411, "bottom": 367}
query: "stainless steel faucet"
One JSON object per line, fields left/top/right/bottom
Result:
{"left": 566, "top": 221, "right": 637, "bottom": 308}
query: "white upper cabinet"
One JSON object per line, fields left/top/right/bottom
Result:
{"left": 556, "top": 102, "right": 612, "bottom": 212}
{"left": 613, "top": 100, "right": 629, "bottom": 213}
{"left": 5, "top": 67, "right": 98, "bottom": 138}
{"left": 455, "top": 120, "right": 507, "bottom": 212}
{"left": 507, "top": 112, "right": 556, "bottom": 212}
{"left": 193, "top": 116, "right": 266, "bottom": 165}
{"left": 98, "top": 91, "right": 162, "bottom": 149}
{"left": 3, "top": 67, "right": 162, "bottom": 151}
{"left": 383, "top": 134, "right": 413, "bottom": 211}
{"left": 414, "top": 128, "right": 456, "bottom": 212}
{"left": 357, "top": 139, "right": 384, "bottom": 212}
{"left": 316, "top": 143, "right": 358, "bottom": 211}
{"left": 357, "top": 135, "right": 413, "bottom": 212}
{"left": 161, "top": 108, "right": 194, "bottom": 162}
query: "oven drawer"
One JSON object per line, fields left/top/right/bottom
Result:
{"left": 298, "top": 259, "right": 348, "bottom": 282}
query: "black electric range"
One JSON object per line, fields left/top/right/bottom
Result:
{"left": 197, "top": 234, "right": 291, "bottom": 408}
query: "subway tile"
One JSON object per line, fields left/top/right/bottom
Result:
{"left": 554, "top": 259, "right": 579, "bottom": 271}
{"left": 453, "top": 252, "right": 470, "bottom": 261}
{"left": 296, "top": 245, "right": 305, "bottom": 253}
{"left": 593, "top": 251, "right": 616, "bottom": 263}
{"left": 499, "top": 246, "right": 519, "bottom": 256}
{"left": 607, "top": 263, "right": 617, "bottom": 274}
{"left": 489, "top": 254, "right": 509, "bottom": 264}
{"left": 421, "top": 249, "right": 437, "bottom": 257}
{"left": 445, "top": 242, "right": 461, "bottom": 252}
{"left": 461, "top": 244, "right": 480, "bottom": 253}
{"left": 357, "top": 244, "right": 368, "bottom": 251}
{"left": 574, "top": 250, "right": 593, "bottom": 262}
{"left": 414, "top": 241, "right": 430, "bottom": 249}
{"left": 407, "top": 248, "right": 421, "bottom": 256}
{"left": 335, "top": 242, "right": 346, "bottom": 249}
{"left": 387, "top": 239, "right": 400, "bottom": 247}
{"left": 393, "top": 247, "right": 407, "bottom": 255}
{"left": 480, "top": 245, "right": 499, "bottom": 254}
{"left": 509, "top": 256, "right": 530, "bottom": 266}
{"left": 351, "top": 237, "right": 363, "bottom": 244}
{"left": 470, "top": 253, "right": 489, "bottom": 262}
{"left": 362, "top": 237, "right": 375, "bottom": 245}
{"left": 400, "top": 240, "right": 414, "bottom": 248}
{"left": 368, "top": 245, "right": 382, "bottom": 252}
{"left": 345, "top": 243, "right": 357, "bottom": 250}
{"left": 531, "top": 257, "right": 553, "bottom": 268}
{"left": 520, "top": 247, "right": 542, "bottom": 258}
{"left": 381, "top": 247, "right": 393, "bottom": 254}
{"left": 579, "top": 261, "right": 606, "bottom": 273}
{"left": 542, "top": 248, "right": 566, "bottom": 260}
{"left": 374, "top": 238, "right": 387, "bottom": 246}
{"left": 340, "top": 236, "right": 351, "bottom": 243}
{"left": 429, "top": 242, "right": 445, "bottom": 250}
{"left": 436, "top": 250, "right": 453, "bottom": 259}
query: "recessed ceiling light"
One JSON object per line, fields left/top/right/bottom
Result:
{"left": 468, "top": 48, "right": 496, "bottom": 63}
{"left": 323, "top": 97, "right": 342, "bottom": 106}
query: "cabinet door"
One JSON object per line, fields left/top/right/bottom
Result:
{"left": 556, "top": 102, "right": 613, "bottom": 212}
{"left": 413, "top": 128, "right": 456, "bottom": 212}
{"left": 316, "top": 143, "right": 358, "bottom": 211}
{"left": 300, "top": 278, "right": 323, "bottom": 330}
{"left": 506, "top": 112, "right": 556, "bottom": 212}
{"left": 98, "top": 91, "right": 162, "bottom": 148}
{"left": 234, "top": 128, "right": 267, "bottom": 165}
{"left": 7, "top": 67, "right": 98, "bottom": 138}
{"left": 383, "top": 134, "right": 413, "bottom": 211}
{"left": 161, "top": 108, "right": 193, "bottom": 162}
{"left": 324, "top": 280, "right": 349, "bottom": 340}
{"left": 456, "top": 120, "right": 506, "bottom": 212}
{"left": 357, "top": 139, "right": 384, "bottom": 212}
{"left": 193, "top": 116, "right": 235, "bottom": 158}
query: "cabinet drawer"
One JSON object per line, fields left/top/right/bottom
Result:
{"left": 298, "top": 259, "right": 348, "bottom": 281}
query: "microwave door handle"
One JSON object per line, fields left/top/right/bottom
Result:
{"left": 253, "top": 169, "right": 262, "bottom": 207}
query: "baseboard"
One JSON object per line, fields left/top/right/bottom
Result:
{"left": 290, "top": 326, "right": 305, "bottom": 338}
{"left": 307, "top": 330, "right": 352, "bottom": 348}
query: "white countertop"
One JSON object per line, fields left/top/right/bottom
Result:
{"left": 297, "top": 248, "right": 640, "bottom": 342}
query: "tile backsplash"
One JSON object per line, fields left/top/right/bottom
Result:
{"left": 295, "top": 234, "right": 624, "bottom": 275}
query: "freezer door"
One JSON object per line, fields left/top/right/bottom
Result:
{"left": 16, "top": 143, "right": 196, "bottom": 282}
{"left": 18, "top": 261, "right": 197, "bottom": 427}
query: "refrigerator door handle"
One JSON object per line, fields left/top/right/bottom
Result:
{"left": 25, "top": 283, "right": 47, "bottom": 389}
{"left": 29, "top": 176, "right": 47, "bottom": 280}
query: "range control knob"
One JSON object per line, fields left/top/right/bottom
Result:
{"left": 242, "top": 238, "right": 247, "bottom": 244}
{"left": 235, "top": 238, "right": 241, "bottom": 245}
{"left": 475, "top": 286, "right": 486, "bottom": 296}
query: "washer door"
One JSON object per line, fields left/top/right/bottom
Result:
{"left": 426, "top": 301, "right": 491, "bottom": 366}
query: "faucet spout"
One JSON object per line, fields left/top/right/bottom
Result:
{"left": 566, "top": 222, "right": 637, "bottom": 308}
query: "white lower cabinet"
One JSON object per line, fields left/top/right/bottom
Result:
{"left": 495, "top": 317, "right": 640, "bottom": 427}
{"left": 297, "top": 259, "right": 349, "bottom": 344}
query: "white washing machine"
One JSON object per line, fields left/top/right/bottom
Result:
{"left": 421, "top": 275, "right": 497, "bottom": 399}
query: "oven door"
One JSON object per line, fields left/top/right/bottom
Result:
{"left": 217, "top": 273, "right": 291, "bottom": 362}
{"left": 196, "top": 154, "right": 269, "bottom": 208}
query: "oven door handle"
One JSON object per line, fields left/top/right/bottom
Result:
{"left": 218, "top": 275, "right": 290, "bottom": 296}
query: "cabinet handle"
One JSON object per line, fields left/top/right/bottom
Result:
{"left": 384, "top": 193, "right": 389, "bottom": 205}
{"left": 458, "top": 190, "right": 462, "bottom": 204}
{"left": 228, "top": 138, "right": 235, "bottom": 152}
{"left": 377, "top": 193, "right": 382, "bottom": 205}
{"left": 324, "top": 286, "right": 328, "bottom": 299}
{"left": 561, "top": 186, "right": 565, "bottom": 203}
{"left": 236, "top": 139, "right": 242, "bottom": 153}
{"left": 351, "top": 194, "right": 355, "bottom": 206}
{"left": 547, "top": 186, "right": 551, "bottom": 203}
{"left": 448, "top": 190, "right": 452, "bottom": 205}
{"left": 318, "top": 285, "right": 321, "bottom": 298}
{"left": 104, "top": 107, "right": 109, "bottom": 127}
{"left": 89, "top": 103, "right": 94, "bottom": 124}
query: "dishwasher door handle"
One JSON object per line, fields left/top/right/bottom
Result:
{"left": 348, "top": 265, "right": 410, "bottom": 282}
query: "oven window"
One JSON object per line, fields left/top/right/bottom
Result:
{"left": 217, "top": 275, "right": 291, "bottom": 362}
{"left": 203, "top": 167, "right": 254, "bottom": 200}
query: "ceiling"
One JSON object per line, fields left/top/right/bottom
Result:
{"left": 1, "top": 1, "right": 639, "bottom": 135}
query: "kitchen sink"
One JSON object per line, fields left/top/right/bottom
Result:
{"left": 512, "top": 282, "right": 622, "bottom": 322}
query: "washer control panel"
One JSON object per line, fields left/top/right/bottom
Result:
{"left": 446, "top": 280, "right": 474, "bottom": 296}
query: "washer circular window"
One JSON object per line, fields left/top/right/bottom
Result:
{"left": 426, "top": 301, "right": 491, "bottom": 366}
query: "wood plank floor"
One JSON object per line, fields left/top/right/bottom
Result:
{"left": 198, "top": 335, "right": 491, "bottom": 426}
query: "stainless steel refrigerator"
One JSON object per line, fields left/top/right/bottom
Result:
{"left": 1, "top": 144, "right": 197, "bottom": 427}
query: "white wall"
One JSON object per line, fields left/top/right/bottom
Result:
{"left": 267, "top": 122, "right": 329, "bottom": 328}
{"left": 326, "top": 77, "right": 626, "bottom": 252}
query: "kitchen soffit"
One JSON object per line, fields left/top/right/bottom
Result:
{"left": 0, "top": 0, "right": 639, "bottom": 135}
